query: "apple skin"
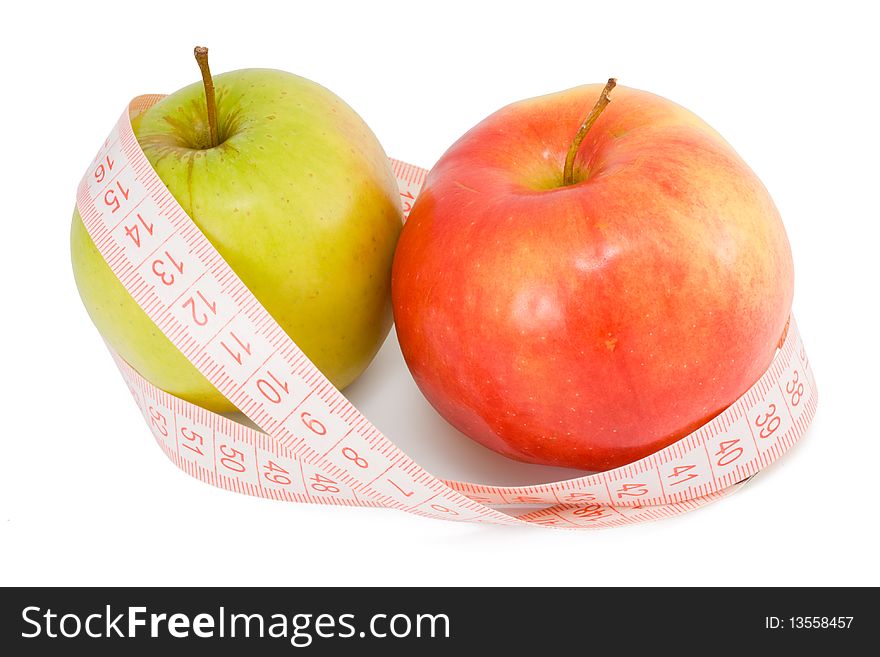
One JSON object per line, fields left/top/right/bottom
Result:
{"left": 391, "top": 83, "right": 793, "bottom": 471}
{"left": 72, "top": 69, "right": 402, "bottom": 412}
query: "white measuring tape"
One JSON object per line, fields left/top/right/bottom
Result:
{"left": 76, "top": 95, "right": 818, "bottom": 529}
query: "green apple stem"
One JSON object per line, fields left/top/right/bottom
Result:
{"left": 562, "top": 78, "right": 617, "bottom": 186}
{"left": 194, "top": 46, "right": 220, "bottom": 148}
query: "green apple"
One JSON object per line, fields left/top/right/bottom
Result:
{"left": 71, "top": 50, "right": 402, "bottom": 412}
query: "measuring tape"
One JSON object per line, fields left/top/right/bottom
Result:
{"left": 76, "top": 95, "right": 818, "bottom": 529}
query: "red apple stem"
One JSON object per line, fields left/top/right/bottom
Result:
{"left": 194, "top": 46, "right": 220, "bottom": 148}
{"left": 562, "top": 78, "right": 617, "bottom": 186}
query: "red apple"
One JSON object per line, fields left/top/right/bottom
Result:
{"left": 391, "top": 81, "right": 793, "bottom": 471}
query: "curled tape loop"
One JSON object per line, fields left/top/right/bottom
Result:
{"left": 76, "top": 96, "right": 818, "bottom": 529}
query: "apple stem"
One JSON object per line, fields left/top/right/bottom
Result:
{"left": 562, "top": 78, "right": 617, "bottom": 186}
{"left": 194, "top": 46, "right": 220, "bottom": 148}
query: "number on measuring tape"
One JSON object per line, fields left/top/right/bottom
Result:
{"left": 182, "top": 290, "right": 217, "bottom": 326}
{"left": 287, "top": 394, "right": 349, "bottom": 453}
{"left": 309, "top": 473, "right": 340, "bottom": 494}
{"left": 750, "top": 387, "right": 793, "bottom": 451}
{"left": 325, "top": 430, "right": 394, "bottom": 486}
{"left": 138, "top": 234, "right": 204, "bottom": 306}
{"left": 87, "top": 145, "right": 123, "bottom": 198}
{"left": 616, "top": 482, "right": 648, "bottom": 497}
{"left": 124, "top": 213, "right": 154, "bottom": 247}
{"left": 610, "top": 473, "right": 662, "bottom": 505}
{"left": 568, "top": 503, "right": 615, "bottom": 524}
{"left": 715, "top": 439, "right": 744, "bottom": 467}
{"left": 465, "top": 493, "right": 500, "bottom": 505}
{"left": 370, "top": 471, "right": 436, "bottom": 507}
{"left": 786, "top": 370, "right": 804, "bottom": 406}
{"left": 509, "top": 495, "right": 546, "bottom": 505}
{"left": 342, "top": 447, "right": 368, "bottom": 468}
{"left": 529, "top": 516, "right": 566, "bottom": 527}
{"left": 169, "top": 276, "right": 235, "bottom": 340}
{"left": 780, "top": 363, "right": 810, "bottom": 422}
{"left": 219, "top": 444, "right": 246, "bottom": 472}
{"left": 400, "top": 189, "right": 415, "bottom": 217}
{"left": 659, "top": 448, "right": 713, "bottom": 495}
{"left": 558, "top": 491, "right": 596, "bottom": 503}
{"left": 110, "top": 197, "right": 173, "bottom": 264}
{"left": 299, "top": 461, "right": 358, "bottom": 502}
{"left": 262, "top": 458, "right": 292, "bottom": 486}
{"left": 103, "top": 181, "right": 130, "bottom": 214}
{"left": 152, "top": 250, "right": 183, "bottom": 286}
{"left": 97, "top": 167, "right": 145, "bottom": 226}
{"left": 754, "top": 404, "right": 780, "bottom": 438}
{"left": 300, "top": 412, "right": 326, "bottom": 436}
{"left": 213, "top": 433, "right": 258, "bottom": 487}
{"left": 256, "top": 370, "right": 290, "bottom": 405}
{"left": 175, "top": 416, "right": 215, "bottom": 471}
{"left": 413, "top": 496, "right": 483, "bottom": 522}
{"left": 204, "top": 314, "right": 274, "bottom": 380}
{"left": 146, "top": 402, "right": 176, "bottom": 455}
{"left": 254, "top": 448, "right": 306, "bottom": 495}
{"left": 429, "top": 503, "right": 459, "bottom": 516}
{"left": 242, "top": 353, "right": 310, "bottom": 424}
{"left": 705, "top": 415, "right": 759, "bottom": 479}
{"left": 553, "top": 482, "right": 609, "bottom": 506}
{"left": 147, "top": 405, "right": 169, "bottom": 437}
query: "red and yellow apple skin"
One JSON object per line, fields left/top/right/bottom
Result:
{"left": 391, "top": 84, "right": 793, "bottom": 471}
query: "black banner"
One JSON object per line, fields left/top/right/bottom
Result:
{"left": 0, "top": 587, "right": 871, "bottom": 654}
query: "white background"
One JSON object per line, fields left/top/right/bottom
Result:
{"left": 1, "top": 0, "right": 878, "bottom": 587}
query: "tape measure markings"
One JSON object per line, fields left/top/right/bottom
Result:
{"left": 77, "top": 97, "right": 817, "bottom": 529}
